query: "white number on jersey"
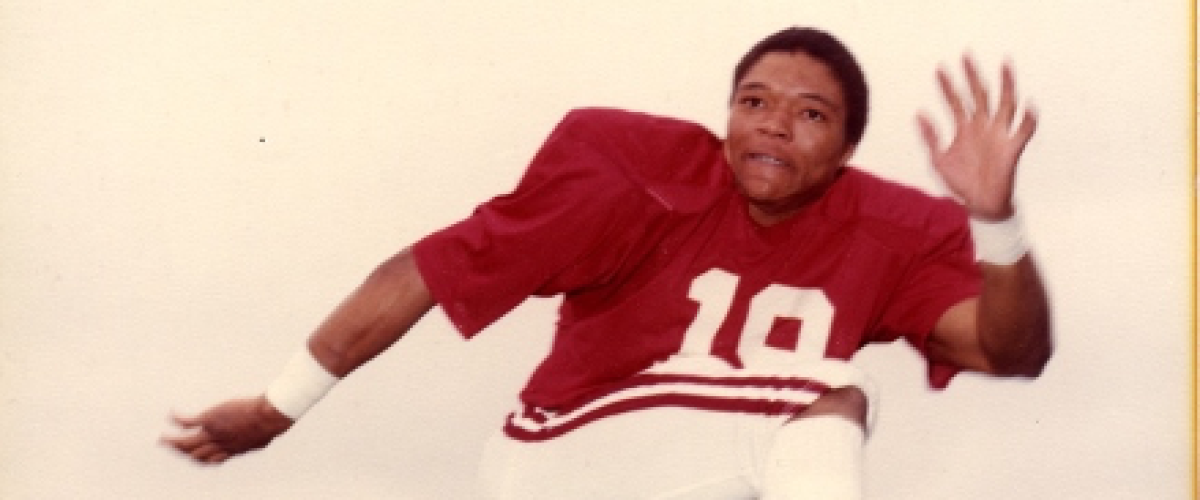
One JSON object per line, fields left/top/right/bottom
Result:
{"left": 678, "top": 268, "right": 834, "bottom": 366}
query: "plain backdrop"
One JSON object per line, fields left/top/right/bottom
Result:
{"left": 1, "top": 1, "right": 1193, "bottom": 499}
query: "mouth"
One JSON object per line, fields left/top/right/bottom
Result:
{"left": 745, "top": 152, "right": 792, "bottom": 169}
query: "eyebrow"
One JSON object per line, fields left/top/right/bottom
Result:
{"left": 736, "top": 82, "right": 842, "bottom": 111}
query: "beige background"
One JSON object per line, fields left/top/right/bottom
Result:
{"left": 1, "top": 1, "right": 1193, "bottom": 499}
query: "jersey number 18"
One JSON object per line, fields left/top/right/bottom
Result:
{"left": 678, "top": 268, "right": 834, "bottom": 366}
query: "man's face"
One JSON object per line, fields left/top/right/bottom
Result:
{"left": 724, "top": 51, "right": 855, "bottom": 225}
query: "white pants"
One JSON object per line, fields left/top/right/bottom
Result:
{"left": 481, "top": 407, "right": 792, "bottom": 500}
{"left": 480, "top": 359, "right": 878, "bottom": 499}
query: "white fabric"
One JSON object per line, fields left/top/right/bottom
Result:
{"left": 481, "top": 407, "right": 764, "bottom": 500}
{"left": 969, "top": 212, "right": 1028, "bottom": 265}
{"left": 762, "top": 416, "right": 866, "bottom": 500}
{"left": 263, "top": 349, "right": 338, "bottom": 420}
{"left": 479, "top": 360, "right": 878, "bottom": 499}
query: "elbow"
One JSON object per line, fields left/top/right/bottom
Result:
{"left": 999, "top": 350, "right": 1052, "bottom": 378}
{"left": 986, "top": 330, "right": 1054, "bottom": 379}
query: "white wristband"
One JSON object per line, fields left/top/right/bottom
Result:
{"left": 969, "top": 212, "right": 1028, "bottom": 265}
{"left": 264, "top": 349, "right": 339, "bottom": 420}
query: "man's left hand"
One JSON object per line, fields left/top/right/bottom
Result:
{"left": 917, "top": 56, "right": 1038, "bottom": 220}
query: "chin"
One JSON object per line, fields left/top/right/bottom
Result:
{"left": 742, "top": 188, "right": 796, "bottom": 212}
{"left": 734, "top": 178, "right": 782, "bottom": 202}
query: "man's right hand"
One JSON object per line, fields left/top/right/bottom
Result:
{"left": 161, "top": 395, "right": 294, "bottom": 464}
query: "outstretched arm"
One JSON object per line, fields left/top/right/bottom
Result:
{"left": 304, "top": 248, "right": 435, "bottom": 377}
{"left": 918, "top": 56, "right": 1053, "bottom": 377}
{"left": 161, "top": 248, "right": 435, "bottom": 464}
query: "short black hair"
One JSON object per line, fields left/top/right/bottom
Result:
{"left": 732, "top": 27, "right": 869, "bottom": 146}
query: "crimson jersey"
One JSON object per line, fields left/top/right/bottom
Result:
{"left": 414, "top": 108, "right": 981, "bottom": 440}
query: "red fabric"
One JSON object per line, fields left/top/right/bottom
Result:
{"left": 414, "top": 107, "right": 980, "bottom": 414}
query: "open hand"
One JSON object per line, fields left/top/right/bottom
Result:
{"left": 161, "top": 396, "right": 293, "bottom": 465}
{"left": 917, "top": 56, "right": 1037, "bottom": 220}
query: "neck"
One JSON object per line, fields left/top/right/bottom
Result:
{"left": 747, "top": 202, "right": 801, "bottom": 227}
{"left": 744, "top": 177, "right": 837, "bottom": 227}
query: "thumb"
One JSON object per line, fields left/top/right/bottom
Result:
{"left": 170, "top": 409, "right": 205, "bottom": 429}
{"left": 915, "top": 112, "right": 941, "bottom": 160}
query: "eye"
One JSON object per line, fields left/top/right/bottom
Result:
{"left": 799, "top": 109, "right": 827, "bottom": 122}
{"left": 739, "top": 96, "right": 766, "bottom": 109}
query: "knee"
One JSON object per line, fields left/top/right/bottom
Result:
{"left": 791, "top": 386, "right": 869, "bottom": 430}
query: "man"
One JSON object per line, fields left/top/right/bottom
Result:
{"left": 163, "top": 27, "right": 1051, "bottom": 499}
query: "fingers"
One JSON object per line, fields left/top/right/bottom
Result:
{"left": 193, "top": 444, "right": 231, "bottom": 464}
{"left": 162, "top": 412, "right": 231, "bottom": 465}
{"left": 162, "top": 411, "right": 207, "bottom": 451}
{"left": 934, "top": 55, "right": 1033, "bottom": 135}
{"left": 935, "top": 67, "right": 967, "bottom": 127}
{"left": 171, "top": 410, "right": 203, "bottom": 429}
{"left": 995, "top": 62, "right": 1018, "bottom": 127}
{"left": 915, "top": 112, "right": 941, "bottom": 158}
{"left": 962, "top": 55, "right": 989, "bottom": 117}
{"left": 161, "top": 426, "right": 212, "bottom": 453}
{"left": 160, "top": 399, "right": 289, "bottom": 465}
{"left": 1012, "top": 107, "right": 1039, "bottom": 156}
{"left": 161, "top": 429, "right": 233, "bottom": 464}
{"left": 937, "top": 55, "right": 988, "bottom": 124}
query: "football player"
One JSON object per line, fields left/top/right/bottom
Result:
{"left": 163, "top": 27, "right": 1051, "bottom": 499}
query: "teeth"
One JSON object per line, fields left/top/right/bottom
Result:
{"left": 752, "top": 153, "right": 784, "bottom": 166}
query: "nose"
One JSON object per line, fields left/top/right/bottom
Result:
{"left": 756, "top": 109, "right": 792, "bottom": 141}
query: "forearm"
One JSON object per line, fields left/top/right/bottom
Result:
{"left": 161, "top": 249, "right": 435, "bottom": 461}
{"left": 306, "top": 248, "right": 435, "bottom": 377}
{"left": 975, "top": 255, "right": 1053, "bottom": 376}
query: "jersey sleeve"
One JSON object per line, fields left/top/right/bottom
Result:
{"left": 412, "top": 109, "right": 655, "bottom": 338}
{"left": 874, "top": 198, "right": 981, "bottom": 389}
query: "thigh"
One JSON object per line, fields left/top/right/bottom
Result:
{"left": 479, "top": 407, "right": 757, "bottom": 500}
